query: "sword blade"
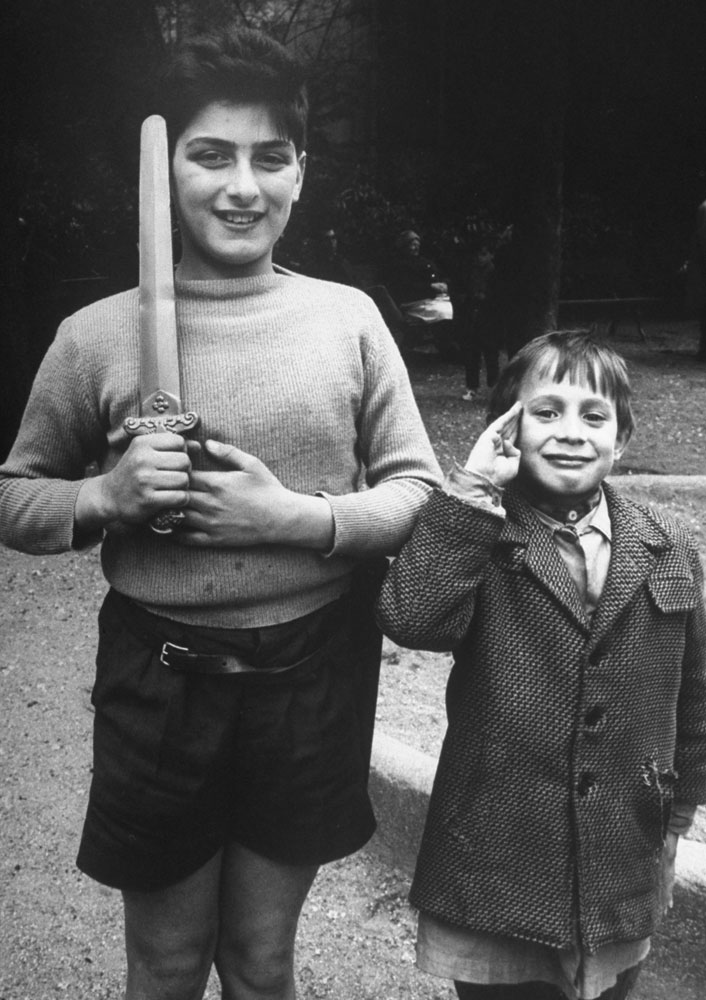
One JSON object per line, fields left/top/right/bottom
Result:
{"left": 139, "top": 114, "right": 180, "bottom": 415}
{"left": 125, "top": 115, "right": 199, "bottom": 536}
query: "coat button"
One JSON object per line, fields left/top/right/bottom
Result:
{"left": 584, "top": 706, "right": 605, "bottom": 729}
{"left": 577, "top": 772, "right": 597, "bottom": 797}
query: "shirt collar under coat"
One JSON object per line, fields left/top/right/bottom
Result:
{"left": 496, "top": 481, "right": 675, "bottom": 646}
{"left": 532, "top": 488, "right": 612, "bottom": 542}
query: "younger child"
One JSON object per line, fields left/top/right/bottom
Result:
{"left": 377, "top": 330, "right": 706, "bottom": 1000}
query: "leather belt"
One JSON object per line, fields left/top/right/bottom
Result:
{"left": 159, "top": 640, "right": 325, "bottom": 676}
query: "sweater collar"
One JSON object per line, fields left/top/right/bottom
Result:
{"left": 174, "top": 265, "right": 290, "bottom": 300}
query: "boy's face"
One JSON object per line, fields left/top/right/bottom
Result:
{"left": 515, "top": 368, "right": 629, "bottom": 503}
{"left": 172, "top": 100, "right": 305, "bottom": 280}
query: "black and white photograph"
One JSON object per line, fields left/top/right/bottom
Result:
{"left": 1, "top": 3, "right": 706, "bottom": 999}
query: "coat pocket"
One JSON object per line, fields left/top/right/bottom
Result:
{"left": 636, "top": 755, "right": 677, "bottom": 850}
{"left": 647, "top": 575, "right": 698, "bottom": 613}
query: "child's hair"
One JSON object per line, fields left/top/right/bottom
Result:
{"left": 488, "top": 329, "right": 635, "bottom": 440}
{"left": 157, "top": 25, "right": 309, "bottom": 155}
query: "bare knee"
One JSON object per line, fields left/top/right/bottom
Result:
{"left": 215, "top": 844, "right": 317, "bottom": 1000}
{"left": 122, "top": 854, "right": 222, "bottom": 1000}
{"left": 215, "top": 937, "right": 295, "bottom": 1000}
{"left": 125, "top": 916, "right": 217, "bottom": 1000}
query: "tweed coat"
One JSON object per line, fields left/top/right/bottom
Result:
{"left": 376, "top": 482, "right": 706, "bottom": 953}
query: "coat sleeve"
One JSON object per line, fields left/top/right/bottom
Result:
{"left": 674, "top": 541, "right": 706, "bottom": 804}
{"left": 375, "top": 488, "right": 505, "bottom": 650}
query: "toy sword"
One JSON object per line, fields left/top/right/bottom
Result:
{"left": 124, "top": 115, "right": 199, "bottom": 535}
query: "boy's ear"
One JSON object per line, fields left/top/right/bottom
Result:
{"left": 613, "top": 429, "right": 631, "bottom": 461}
{"left": 293, "top": 151, "right": 306, "bottom": 203}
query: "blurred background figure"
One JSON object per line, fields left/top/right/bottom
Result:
{"left": 457, "top": 244, "right": 499, "bottom": 400}
{"left": 302, "top": 225, "right": 357, "bottom": 285}
{"left": 384, "top": 230, "right": 448, "bottom": 305}
{"left": 382, "top": 230, "right": 454, "bottom": 357}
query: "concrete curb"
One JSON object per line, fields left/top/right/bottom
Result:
{"left": 368, "top": 732, "right": 437, "bottom": 874}
{"left": 606, "top": 473, "right": 706, "bottom": 502}
{"left": 368, "top": 732, "right": 706, "bottom": 897}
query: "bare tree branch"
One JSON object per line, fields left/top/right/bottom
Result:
{"left": 315, "top": 0, "right": 344, "bottom": 62}
{"left": 283, "top": 0, "right": 308, "bottom": 42}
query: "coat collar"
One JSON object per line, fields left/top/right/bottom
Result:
{"left": 589, "top": 481, "right": 673, "bottom": 647}
{"left": 500, "top": 487, "right": 589, "bottom": 631}
{"left": 499, "top": 482, "right": 673, "bottom": 642}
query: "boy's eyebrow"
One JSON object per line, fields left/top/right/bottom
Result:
{"left": 184, "top": 136, "right": 294, "bottom": 152}
{"left": 527, "top": 392, "right": 612, "bottom": 408}
{"left": 525, "top": 393, "right": 566, "bottom": 405}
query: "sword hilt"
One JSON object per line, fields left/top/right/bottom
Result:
{"left": 123, "top": 410, "right": 200, "bottom": 536}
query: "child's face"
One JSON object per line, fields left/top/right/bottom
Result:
{"left": 515, "top": 368, "right": 628, "bottom": 503}
{"left": 172, "top": 100, "right": 305, "bottom": 280}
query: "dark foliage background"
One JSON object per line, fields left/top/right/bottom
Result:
{"left": 2, "top": 0, "right": 706, "bottom": 458}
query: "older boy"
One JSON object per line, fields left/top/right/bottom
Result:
{"left": 0, "top": 25, "right": 441, "bottom": 1000}
{"left": 377, "top": 330, "right": 706, "bottom": 1000}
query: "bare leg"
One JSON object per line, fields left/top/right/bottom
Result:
{"left": 597, "top": 962, "right": 642, "bottom": 1000}
{"left": 215, "top": 842, "right": 318, "bottom": 1000}
{"left": 122, "top": 850, "right": 222, "bottom": 1000}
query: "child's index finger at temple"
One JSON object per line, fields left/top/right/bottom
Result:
{"left": 491, "top": 402, "right": 522, "bottom": 438}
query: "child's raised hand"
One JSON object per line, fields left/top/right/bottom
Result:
{"left": 464, "top": 402, "right": 522, "bottom": 487}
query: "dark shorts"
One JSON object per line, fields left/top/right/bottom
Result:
{"left": 77, "top": 572, "right": 384, "bottom": 891}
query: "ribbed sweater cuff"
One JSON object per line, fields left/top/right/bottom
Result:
{"left": 34, "top": 480, "right": 87, "bottom": 554}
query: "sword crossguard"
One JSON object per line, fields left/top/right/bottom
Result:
{"left": 123, "top": 411, "right": 200, "bottom": 536}
{"left": 123, "top": 412, "right": 200, "bottom": 437}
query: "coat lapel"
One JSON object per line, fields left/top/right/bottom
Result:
{"left": 502, "top": 489, "right": 590, "bottom": 631}
{"left": 588, "top": 482, "right": 673, "bottom": 649}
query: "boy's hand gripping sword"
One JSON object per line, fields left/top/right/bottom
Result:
{"left": 123, "top": 115, "right": 199, "bottom": 535}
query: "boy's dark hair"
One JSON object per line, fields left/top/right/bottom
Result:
{"left": 488, "top": 330, "right": 635, "bottom": 440}
{"left": 157, "top": 25, "right": 308, "bottom": 155}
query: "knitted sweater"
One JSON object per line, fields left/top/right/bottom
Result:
{"left": 0, "top": 271, "right": 441, "bottom": 627}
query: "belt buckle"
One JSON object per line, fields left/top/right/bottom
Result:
{"left": 160, "top": 641, "right": 190, "bottom": 668}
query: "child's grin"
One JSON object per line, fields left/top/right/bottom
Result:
{"left": 515, "top": 372, "right": 628, "bottom": 503}
{"left": 215, "top": 209, "right": 265, "bottom": 228}
{"left": 172, "top": 100, "right": 305, "bottom": 280}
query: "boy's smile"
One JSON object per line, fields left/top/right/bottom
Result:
{"left": 172, "top": 101, "right": 305, "bottom": 280}
{"left": 515, "top": 371, "right": 629, "bottom": 504}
